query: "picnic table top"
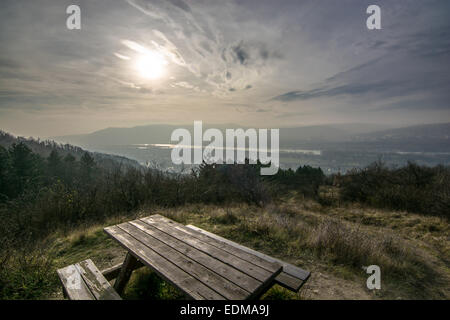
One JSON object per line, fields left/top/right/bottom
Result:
{"left": 104, "top": 214, "right": 283, "bottom": 300}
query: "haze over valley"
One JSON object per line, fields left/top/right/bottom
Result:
{"left": 51, "top": 122, "right": 450, "bottom": 173}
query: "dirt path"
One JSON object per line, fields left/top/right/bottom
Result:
{"left": 302, "top": 266, "right": 374, "bottom": 300}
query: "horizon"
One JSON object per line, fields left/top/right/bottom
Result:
{"left": 1, "top": 1, "right": 449, "bottom": 138}
{"left": 2, "top": 120, "right": 450, "bottom": 140}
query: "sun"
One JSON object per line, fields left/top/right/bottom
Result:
{"left": 135, "top": 51, "right": 168, "bottom": 80}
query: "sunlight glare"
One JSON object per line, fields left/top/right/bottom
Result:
{"left": 135, "top": 51, "right": 167, "bottom": 80}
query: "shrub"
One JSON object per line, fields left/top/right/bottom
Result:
{"left": 266, "top": 165, "right": 325, "bottom": 198}
{"left": 340, "top": 161, "right": 450, "bottom": 218}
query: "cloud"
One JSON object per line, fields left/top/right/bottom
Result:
{"left": 223, "top": 40, "right": 282, "bottom": 66}
{"left": 166, "top": 0, "right": 191, "bottom": 13}
{"left": 271, "top": 16, "right": 450, "bottom": 113}
{"left": 1, "top": 0, "right": 450, "bottom": 136}
{"left": 272, "top": 81, "right": 398, "bottom": 102}
{"left": 231, "top": 42, "right": 249, "bottom": 65}
{"left": 114, "top": 53, "right": 131, "bottom": 60}
{"left": 125, "top": 0, "right": 282, "bottom": 96}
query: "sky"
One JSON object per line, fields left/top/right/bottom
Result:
{"left": 0, "top": 0, "right": 449, "bottom": 138}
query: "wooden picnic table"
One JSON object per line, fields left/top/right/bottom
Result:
{"left": 104, "top": 214, "right": 283, "bottom": 300}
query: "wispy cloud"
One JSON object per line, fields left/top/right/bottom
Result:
{"left": 125, "top": 0, "right": 282, "bottom": 95}
{"left": 0, "top": 0, "right": 449, "bottom": 136}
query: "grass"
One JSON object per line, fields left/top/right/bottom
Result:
{"left": 0, "top": 246, "right": 57, "bottom": 299}
{"left": 1, "top": 195, "right": 449, "bottom": 300}
{"left": 122, "top": 268, "right": 185, "bottom": 300}
{"left": 157, "top": 196, "right": 449, "bottom": 299}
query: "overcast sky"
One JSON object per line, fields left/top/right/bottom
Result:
{"left": 0, "top": 0, "right": 449, "bottom": 137}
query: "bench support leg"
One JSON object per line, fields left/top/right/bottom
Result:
{"left": 251, "top": 284, "right": 275, "bottom": 300}
{"left": 114, "top": 252, "right": 139, "bottom": 295}
{"left": 62, "top": 287, "right": 68, "bottom": 299}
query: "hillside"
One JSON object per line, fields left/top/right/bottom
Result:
{"left": 52, "top": 123, "right": 450, "bottom": 154}
{"left": 0, "top": 130, "right": 141, "bottom": 169}
{"left": 355, "top": 122, "right": 450, "bottom": 141}
{"left": 12, "top": 195, "right": 450, "bottom": 300}
{"left": 349, "top": 123, "right": 450, "bottom": 152}
{"left": 52, "top": 123, "right": 391, "bottom": 147}
{"left": 0, "top": 136, "right": 449, "bottom": 300}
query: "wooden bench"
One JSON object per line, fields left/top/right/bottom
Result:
{"left": 104, "top": 215, "right": 283, "bottom": 300}
{"left": 57, "top": 259, "right": 122, "bottom": 300}
{"left": 101, "top": 218, "right": 310, "bottom": 297}
{"left": 58, "top": 215, "right": 309, "bottom": 300}
{"left": 186, "top": 225, "right": 310, "bottom": 292}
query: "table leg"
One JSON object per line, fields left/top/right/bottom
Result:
{"left": 114, "top": 252, "right": 139, "bottom": 295}
{"left": 251, "top": 284, "right": 275, "bottom": 300}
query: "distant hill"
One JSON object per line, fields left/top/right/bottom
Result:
{"left": 51, "top": 122, "right": 450, "bottom": 152}
{"left": 349, "top": 123, "right": 450, "bottom": 152}
{"left": 52, "top": 124, "right": 180, "bottom": 147}
{"left": 52, "top": 123, "right": 393, "bottom": 148}
{"left": 354, "top": 122, "right": 450, "bottom": 141}
{"left": 0, "top": 130, "right": 141, "bottom": 169}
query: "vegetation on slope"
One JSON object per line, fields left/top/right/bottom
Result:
{"left": 0, "top": 138, "right": 449, "bottom": 300}
{"left": 340, "top": 161, "right": 450, "bottom": 217}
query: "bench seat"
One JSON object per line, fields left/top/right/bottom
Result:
{"left": 57, "top": 259, "right": 122, "bottom": 300}
{"left": 186, "top": 225, "right": 310, "bottom": 292}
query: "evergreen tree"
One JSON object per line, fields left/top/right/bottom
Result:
{"left": 80, "top": 152, "right": 96, "bottom": 181}
{"left": 8, "top": 143, "right": 43, "bottom": 197}
{"left": 0, "top": 145, "right": 10, "bottom": 201}
{"left": 47, "top": 149, "right": 62, "bottom": 178}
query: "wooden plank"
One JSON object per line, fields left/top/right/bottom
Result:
{"left": 148, "top": 215, "right": 281, "bottom": 273}
{"left": 104, "top": 225, "right": 225, "bottom": 300}
{"left": 141, "top": 216, "right": 278, "bottom": 283}
{"left": 101, "top": 262, "right": 144, "bottom": 281}
{"left": 113, "top": 252, "right": 139, "bottom": 295}
{"left": 274, "top": 272, "right": 305, "bottom": 292}
{"left": 57, "top": 265, "right": 95, "bottom": 300}
{"left": 186, "top": 224, "right": 311, "bottom": 282}
{"left": 130, "top": 219, "right": 262, "bottom": 294}
{"left": 75, "top": 259, "right": 122, "bottom": 300}
{"left": 101, "top": 263, "right": 123, "bottom": 281}
{"left": 118, "top": 222, "right": 249, "bottom": 300}
{"left": 100, "top": 261, "right": 144, "bottom": 281}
